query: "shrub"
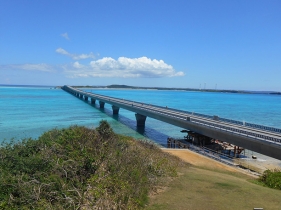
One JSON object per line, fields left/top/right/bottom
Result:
{"left": 0, "top": 122, "right": 183, "bottom": 209}
{"left": 259, "top": 169, "right": 281, "bottom": 190}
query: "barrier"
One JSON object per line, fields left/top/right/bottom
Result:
{"left": 190, "top": 119, "right": 281, "bottom": 143}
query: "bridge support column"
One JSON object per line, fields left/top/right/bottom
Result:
{"left": 99, "top": 101, "right": 105, "bottom": 109}
{"left": 112, "top": 105, "right": 120, "bottom": 115}
{"left": 84, "top": 96, "right": 88, "bottom": 101}
{"left": 91, "top": 98, "right": 96, "bottom": 104}
{"left": 135, "top": 113, "right": 147, "bottom": 127}
{"left": 79, "top": 94, "right": 83, "bottom": 99}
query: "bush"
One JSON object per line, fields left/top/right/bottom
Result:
{"left": 0, "top": 122, "right": 183, "bottom": 209}
{"left": 259, "top": 169, "right": 281, "bottom": 190}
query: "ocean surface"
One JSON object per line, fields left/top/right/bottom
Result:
{"left": 1, "top": 85, "right": 281, "bottom": 167}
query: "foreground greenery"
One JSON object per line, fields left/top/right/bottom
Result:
{"left": 0, "top": 121, "right": 182, "bottom": 209}
{"left": 259, "top": 169, "right": 281, "bottom": 190}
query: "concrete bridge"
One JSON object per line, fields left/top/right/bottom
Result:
{"left": 62, "top": 85, "right": 281, "bottom": 160}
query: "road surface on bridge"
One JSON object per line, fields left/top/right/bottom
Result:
{"left": 63, "top": 85, "right": 281, "bottom": 160}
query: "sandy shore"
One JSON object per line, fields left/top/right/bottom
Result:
{"left": 162, "top": 148, "right": 259, "bottom": 177}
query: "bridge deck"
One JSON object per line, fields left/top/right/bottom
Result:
{"left": 62, "top": 85, "right": 281, "bottom": 160}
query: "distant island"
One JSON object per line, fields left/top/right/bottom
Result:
{"left": 57, "top": 84, "right": 281, "bottom": 95}
{"left": 270, "top": 92, "right": 281, "bottom": 95}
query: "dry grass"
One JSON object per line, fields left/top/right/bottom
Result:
{"left": 145, "top": 149, "right": 281, "bottom": 210}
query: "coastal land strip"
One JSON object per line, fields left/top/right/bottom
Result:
{"left": 56, "top": 84, "right": 281, "bottom": 95}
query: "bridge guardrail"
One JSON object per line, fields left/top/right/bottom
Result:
{"left": 245, "top": 122, "right": 281, "bottom": 134}
{"left": 190, "top": 118, "right": 281, "bottom": 143}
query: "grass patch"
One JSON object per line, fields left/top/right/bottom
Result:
{"left": 214, "top": 182, "right": 240, "bottom": 189}
{"left": 146, "top": 165, "right": 281, "bottom": 210}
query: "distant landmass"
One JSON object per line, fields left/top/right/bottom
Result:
{"left": 66, "top": 84, "right": 281, "bottom": 95}
{"left": 3, "top": 84, "right": 277, "bottom": 95}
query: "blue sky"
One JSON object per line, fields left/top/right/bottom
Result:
{"left": 0, "top": 0, "right": 280, "bottom": 91}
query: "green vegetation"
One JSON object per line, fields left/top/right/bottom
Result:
{"left": 146, "top": 167, "right": 281, "bottom": 210}
{"left": 0, "top": 121, "right": 182, "bottom": 209}
{"left": 2, "top": 121, "right": 281, "bottom": 210}
{"left": 259, "top": 169, "right": 281, "bottom": 190}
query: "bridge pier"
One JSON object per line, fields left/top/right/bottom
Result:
{"left": 79, "top": 94, "right": 83, "bottom": 99}
{"left": 84, "top": 96, "right": 88, "bottom": 101}
{"left": 135, "top": 113, "right": 147, "bottom": 127}
{"left": 99, "top": 101, "right": 105, "bottom": 109}
{"left": 91, "top": 98, "right": 96, "bottom": 104}
{"left": 112, "top": 105, "right": 120, "bottom": 115}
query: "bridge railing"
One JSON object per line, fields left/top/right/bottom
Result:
{"left": 245, "top": 122, "right": 281, "bottom": 134}
{"left": 190, "top": 118, "right": 281, "bottom": 143}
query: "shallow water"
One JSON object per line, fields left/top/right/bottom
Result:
{"left": 1, "top": 86, "right": 281, "bottom": 167}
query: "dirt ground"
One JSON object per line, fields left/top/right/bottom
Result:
{"left": 162, "top": 148, "right": 255, "bottom": 176}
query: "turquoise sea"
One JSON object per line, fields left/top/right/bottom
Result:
{"left": 1, "top": 85, "right": 281, "bottom": 167}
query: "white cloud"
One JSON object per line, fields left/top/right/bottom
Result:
{"left": 61, "top": 33, "right": 70, "bottom": 40}
{"left": 0, "top": 57, "right": 184, "bottom": 79}
{"left": 56, "top": 48, "right": 96, "bottom": 60}
{"left": 64, "top": 56, "right": 185, "bottom": 78}
{"left": 73, "top": 53, "right": 96, "bottom": 60}
{"left": 0, "top": 64, "right": 54, "bottom": 72}
{"left": 56, "top": 48, "right": 69, "bottom": 55}
{"left": 73, "top": 61, "right": 84, "bottom": 69}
